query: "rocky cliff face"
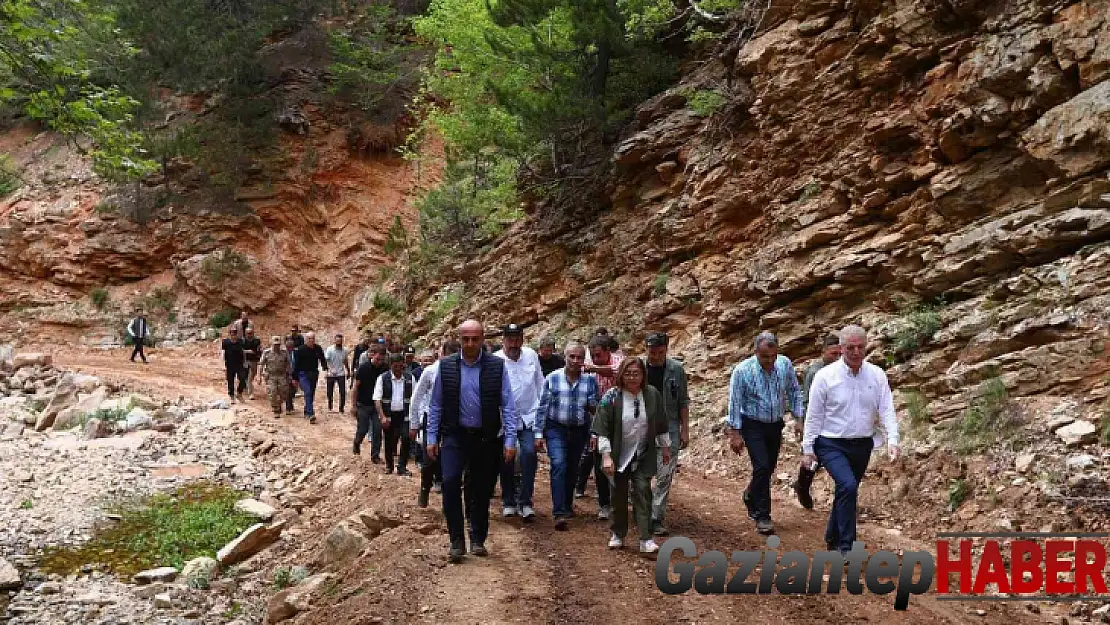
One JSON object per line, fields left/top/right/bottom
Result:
{"left": 379, "top": 0, "right": 1110, "bottom": 420}
{"left": 0, "top": 29, "right": 433, "bottom": 344}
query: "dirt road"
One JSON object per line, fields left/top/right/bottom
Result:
{"left": 55, "top": 348, "right": 1056, "bottom": 625}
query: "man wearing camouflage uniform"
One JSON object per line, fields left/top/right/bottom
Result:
{"left": 261, "top": 336, "right": 293, "bottom": 418}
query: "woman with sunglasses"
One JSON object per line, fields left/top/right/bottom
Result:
{"left": 593, "top": 357, "right": 672, "bottom": 553}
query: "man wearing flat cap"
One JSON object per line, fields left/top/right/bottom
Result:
{"left": 644, "top": 332, "right": 690, "bottom": 536}
{"left": 493, "top": 323, "right": 546, "bottom": 521}
{"left": 260, "top": 336, "right": 293, "bottom": 418}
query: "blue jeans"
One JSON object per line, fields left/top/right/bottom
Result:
{"left": 297, "top": 370, "right": 319, "bottom": 416}
{"left": 815, "top": 436, "right": 873, "bottom": 553}
{"left": 545, "top": 423, "right": 589, "bottom": 518}
{"left": 500, "top": 429, "right": 537, "bottom": 508}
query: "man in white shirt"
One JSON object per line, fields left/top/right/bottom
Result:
{"left": 374, "top": 354, "right": 415, "bottom": 476}
{"left": 801, "top": 324, "right": 900, "bottom": 554}
{"left": 493, "top": 323, "right": 546, "bottom": 521}
{"left": 410, "top": 340, "right": 459, "bottom": 507}
{"left": 324, "top": 334, "right": 350, "bottom": 413}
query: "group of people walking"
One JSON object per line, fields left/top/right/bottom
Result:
{"left": 206, "top": 311, "right": 899, "bottom": 565}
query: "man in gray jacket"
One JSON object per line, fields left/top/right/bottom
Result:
{"left": 645, "top": 332, "right": 690, "bottom": 536}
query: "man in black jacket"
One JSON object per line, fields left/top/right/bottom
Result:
{"left": 221, "top": 327, "right": 247, "bottom": 402}
{"left": 293, "top": 332, "right": 327, "bottom": 423}
{"left": 375, "top": 354, "right": 415, "bottom": 475}
{"left": 127, "top": 312, "right": 151, "bottom": 363}
{"left": 351, "top": 345, "right": 389, "bottom": 460}
{"left": 242, "top": 327, "right": 263, "bottom": 400}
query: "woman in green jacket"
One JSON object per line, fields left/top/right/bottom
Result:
{"left": 593, "top": 357, "right": 672, "bottom": 553}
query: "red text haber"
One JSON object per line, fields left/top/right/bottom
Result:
{"left": 936, "top": 540, "right": 1109, "bottom": 595}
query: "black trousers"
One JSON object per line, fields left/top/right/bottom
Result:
{"left": 355, "top": 404, "right": 382, "bottom": 458}
{"left": 420, "top": 422, "right": 443, "bottom": 492}
{"left": 575, "top": 448, "right": 612, "bottom": 507}
{"left": 130, "top": 339, "right": 147, "bottom": 362}
{"left": 225, "top": 365, "right": 247, "bottom": 398}
{"left": 741, "top": 418, "right": 785, "bottom": 521}
{"left": 326, "top": 376, "right": 346, "bottom": 411}
{"left": 440, "top": 429, "right": 500, "bottom": 545}
{"left": 383, "top": 409, "right": 410, "bottom": 471}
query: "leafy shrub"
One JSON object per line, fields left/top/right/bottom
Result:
{"left": 209, "top": 309, "right": 237, "bottom": 328}
{"left": 90, "top": 287, "right": 110, "bottom": 310}
{"left": 652, "top": 267, "right": 670, "bottom": 297}
{"left": 201, "top": 249, "right": 251, "bottom": 283}
{"left": 383, "top": 215, "right": 409, "bottom": 258}
{"left": 904, "top": 390, "right": 931, "bottom": 433}
{"left": 142, "top": 286, "right": 176, "bottom": 315}
{"left": 891, "top": 300, "right": 944, "bottom": 358}
{"left": 685, "top": 89, "right": 727, "bottom": 117}
{"left": 426, "top": 286, "right": 463, "bottom": 329}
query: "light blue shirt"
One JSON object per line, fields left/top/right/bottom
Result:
{"left": 727, "top": 354, "right": 803, "bottom": 430}
{"left": 427, "top": 354, "right": 518, "bottom": 449}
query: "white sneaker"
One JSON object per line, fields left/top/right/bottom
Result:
{"left": 639, "top": 539, "right": 660, "bottom": 554}
{"left": 502, "top": 506, "right": 518, "bottom": 518}
{"left": 608, "top": 533, "right": 623, "bottom": 549}
{"left": 520, "top": 506, "right": 536, "bottom": 519}
{"left": 597, "top": 506, "right": 611, "bottom": 520}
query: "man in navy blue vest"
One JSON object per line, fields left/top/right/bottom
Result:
{"left": 426, "top": 319, "right": 519, "bottom": 563}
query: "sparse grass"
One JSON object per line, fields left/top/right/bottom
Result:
{"left": 323, "top": 577, "right": 341, "bottom": 597}
{"left": 94, "top": 201, "right": 118, "bottom": 215}
{"left": 39, "top": 482, "right": 256, "bottom": 577}
{"left": 0, "top": 155, "right": 20, "bottom": 198}
{"left": 200, "top": 249, "right": 251, "bottom": 283}
{"left": 273, "top": 566, "right": 293, "bottom": 590}
{"left": 653, "top": 265, "right": 670, "bottom": 298}
{"left": 948, "top": 478, "right": 971, "bottom": 511}
{"left": 948, "top": 377, "right": 1020, "bottom": 456}
{"left": 905, "top": 390, "right": 931, "bottom": 437}
{"left": 209, "top": 309, "right": 237, "bottom": 329}
{"left": 90, "top": 287, "right": 110, "bottom": 311}
{"left": 142, "top": 286, "right": 177, "bottom": 315}
{"left": 20, "top": 499, "right": 33, "bottom": 510}
{"left": 222, "top": 602, "right": 243, "bottom": 619}
{"left": 76, "top": 404, "right": 131, "bottom": 429}
{"left": 426, "top": 286, "right": 463, "bottom": 328}
{"left": 796, "top": 181, "right": 822, "bottom": 203}
{"left": 891, "top": 299, "right": 945, "bottom": 359}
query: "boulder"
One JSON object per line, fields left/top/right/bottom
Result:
{"left": 1056, "top": 420, "right": 1098, "bottom": 446}
{"left": 125, "top": 407, "right": 153, "bottom": 431}
{"left": 216, "top": 521, "right": 287, "bottom": 566}
{"left": 1065, "top": 454, "right": 1096, "bottom": 470}
{"left": 1014, "top": 453, "right": 1036, "bottom": 473}
{"left": 265, "top": 573, "right": 333, "bottom": 624}
{"left": 133, "top": 567, "right": 179, "bottom": 585}
{"left": 71, "top": 373, "right": 102, "bottom": 393}
{"left": 1022, "top": 81, "right": 1110, "bottom": 178}
{"left": 1046, "top": 414, "right": 1076, "bottom": 432}
{"left": 0, "top": 558, "right": 20, "bottom": 590}
{"left": 181, "top": 557, "right": 219, "bottom": 588}
{"left": 83, "top": 418, "right": 109, "bottom": 440}
{"left": 356, "top": 508, "right": 403, "bottom": 539}
{"left": 35, "top": 374, "right": 78, "bottom": 431}
{"left": 234, "top": 499, "right": 276, "bottom": 522}
{"left": 12, "top": 353, "right": 50, "bottom": 370}
{"left": 53, "top": 387, "right": 109, "bottom": 430}
{"left": 153, "top": 592, "right": 173, "bottom": 608}
{"left": 2, "top": 421, "right": 24, "bottom": 438}
{"left": 322, "top": 521, "right": 368, "bottom": 564}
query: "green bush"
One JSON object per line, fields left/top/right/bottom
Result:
{"left": 904, "top": 390, "right": 931, "bottom": 430}
{"left": 652, "top": 268, "right": 669, "bottom": 297}
{"left": 209, "top": 309, "right": 237, "bottom": 328}
{"left": 90, "top": 287, "right": 110, "bottom": 310}
{"left": 201, "top": 249, "right": 251, "bottom": 284}
{"left": 426, "top": 286, "right": 463, "bottom": 329}
{"left": 685, "top": 89, "right": 727, "bottom": 117}
{"left": 891, "top": 300, "right": 944, "bottom": 358}
{"left": 142, "top": 286, "right": 176, "bottom": 315}
{"left": 372, "top": 292, "right": 404, "bottom": 317}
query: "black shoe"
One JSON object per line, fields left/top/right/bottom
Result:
{"left": 756, "top": 518, "right": 775, "bottom": 535}
{"left": 371, "top": 456, "right": 382, "bottom": 464}
{"left": 353, "top": 446, "right": 360, "bottom": 455}
{"left": 449, "top": 540, "right": 465, "bottom": 564}
{"left": 795, "top": 466, "right": 815, "bottom": 509}
{"left": 574, "top": 489, "right": 585, "bottom": 499}
{"left": 385, "top": 466, "right": 394, "bottom": 475}
{"left": 651, "top": 520, "right": 670, "bottom": 537}
{"left": 743, "top": 490, "right": 757, "bottom": 521}
{"left": 826, "top": 541, "right": 837, "bottom": 552}
{"left": 397, "top": 469, "right": 412, "bottom": 477}
{"left": 433, "top": 481, "right": 443, "bottom": 494}
{"left": 309, "top": 416, "right": 317, "bottom": 424}
{"left": 554, "top": 517, "right": 568, "bottom": 531}
{"left": 470, "top": 543, "right": 489, "bottom": 557}
{"left": 418, "top": 489, "right": 430, "bottom": 508}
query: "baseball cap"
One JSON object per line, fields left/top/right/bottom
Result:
{"left": 645, "top": 332, "right": 668, "bottom": 347}
{"left": 403, "top": 345, "right": 416, "bottom": 354}
{"left": 502, "top": 323, "right": 524, "bottom": 336}
{"left": 271, "top": 336, "right": 281, "bottom": 344}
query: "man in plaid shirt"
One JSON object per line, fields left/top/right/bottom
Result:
{"left": 536, "top": 341, "right": 600, "bottom": 530}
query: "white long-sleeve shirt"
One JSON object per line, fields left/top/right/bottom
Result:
{"left": 598, "top": 390, "right": 671, "bottom": 473}
{"left": 408, "top": 360, "right": 440, "bottom": 437}
{"left": 493, "top": 347, "right": 545, "bottom": 432}
{"left": 802, "top": 358, "right": 899, "bottom": 455}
